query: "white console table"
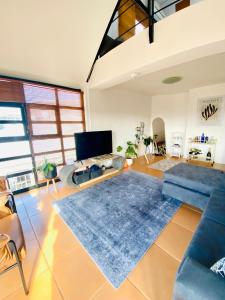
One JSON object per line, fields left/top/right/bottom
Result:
{"left": 59, "top": 154, "right": 125, "bottom": 187}
{"left": 187, "top": 141, "right": 216, "bottom": 166}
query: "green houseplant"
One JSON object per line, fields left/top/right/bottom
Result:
{"left": 117, "top": 141, "right": 138, "bottom": 166}
{"left": 142, "top": 136, "right": 153, "bottom": 163}
{"left": 143, "top": 136, "right": 153, "bottom": 151}
{"left": 37, "top": 159, "right": 57, "bottom": 179}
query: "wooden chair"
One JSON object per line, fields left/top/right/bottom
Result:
{"left": 0, "top": 176, "right": 17, "bottom": 215}
{"left": 0, "top": 177, "right": 28, "bottom": 295}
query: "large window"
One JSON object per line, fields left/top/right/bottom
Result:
{"left": 25, "top": 84, "right": 85, "bottom": 182}
{"left": 0, "top": 77, "right": 85, "bottom": 193}
{"left": 0, "top": 103, "right": 36, "bottom": 192}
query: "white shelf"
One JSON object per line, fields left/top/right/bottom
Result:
{"left": 187, "top": 140, "right": 216, "bottom": 165}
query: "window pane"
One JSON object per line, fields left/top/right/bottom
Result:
{"left": 30, "top": 109, "right": 56, "bottom": 121}
{"left": 0, "top": 157, "right": 33, "bottom": 176}
{"left": 0, "top": 107, "right": 22, "bottom": 121}
{"left": 65, "top": 150, "right": 76, "bottom": 163}
{"left": 60, "top": 109, "right": 83, "bottom": 122}
{"left": 63, "top": 137, "right": 75, "bottom": 149}
{"left": 35, "top": 152, "right": 63, "bottom": 166}
{"left": 32, "top": 138, "right": 61, "bottom": 153}
{"left": 0, "top": 141, "right": 31, "bottom": 159}
{"left": 58, "top": 90, "right": 82, "bottom": 107}
{"left": 24, "top": 84, "right": 56, "bottom": 105}
{"left": 61, "top": 123, "right": 84, "bottom": 135}
{"left": 32, "top": 123, "right": 57, "bottom": 135}
{"left": 0, "top": 124, "right": 25, "bottom": 137}
{"left": 8, "top": 172, "right": 35, "bottom": 192}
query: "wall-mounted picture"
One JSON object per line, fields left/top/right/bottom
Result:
{"left": 198, "top": 96, "right": 224, "bottom": 126}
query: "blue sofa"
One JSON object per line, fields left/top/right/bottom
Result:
{"left": 174, "top": 189, "right": 225, "bottom": 299}
{"left": 161, "top": 163, "right": 225, "bottom": 300}
{"left": 163, "top": 163, "right": 225, "bottom": 210}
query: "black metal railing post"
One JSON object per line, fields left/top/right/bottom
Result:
{"left": 148, "top": 0, "right": 154, "bottom": 43}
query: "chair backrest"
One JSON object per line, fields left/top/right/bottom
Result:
{"left": 0, "top": 234, "right": 12, "bottom": 272}
{"left": 0, "top": 177, "right": 8, "bottom": 192}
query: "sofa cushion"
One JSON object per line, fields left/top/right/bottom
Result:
{"left": 182, "top": 217, "right": 225, "bottom": 269}
{"left": 164, "top": 163, "right": 225, "bottom": 195}
{"left": 204, "top": 190, "right": 225, "bottom": 226}
{"left": 162, "top": 181, "right": 209, "bottom": 210}
{"left": 174, "top": 257, "right": 225, "bottom": 300}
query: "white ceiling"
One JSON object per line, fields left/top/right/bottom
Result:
{"left": 115, "top": 52, "right": 225, "bottom": 95}
{"left": 0, "top": 0, "right": 117, "bottom": 89}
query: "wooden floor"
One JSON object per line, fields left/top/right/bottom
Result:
{"left": 1, "top": 155, "right": 222, "bottom": 300}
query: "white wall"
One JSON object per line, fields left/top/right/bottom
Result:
{"left": 186, "top": 83, "right": 225, "bottom": 164}
{"left": 151, "top": 93, "right": 188, "bottom": 154}
{"left": 0, "top": 0, "right": 117, "bottom": 88}
{"left": 90, "top": 0, "right": 225, "bottom": 89}
{"left": 150, "top": 83, "right": 225, "bottom": 164}
{"left": 86, "top": 88, "right": 151, "bottom": 155}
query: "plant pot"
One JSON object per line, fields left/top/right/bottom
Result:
{"left": 126, "top": 158, "right": 133, "bottom": 166}
{"left": 45, "top": 166, "right": 57, "bottom": 179}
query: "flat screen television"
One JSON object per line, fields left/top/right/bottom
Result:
{"left": 75, "top": 130, "right": 112, "bottom": 161}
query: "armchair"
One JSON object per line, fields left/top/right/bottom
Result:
{"left": 0, "top": 177, "right": 28, "bottom": 295}
{"left": 0, "top": 176, "right": 17, "bottom": 215}
{"left": 0, "top": 214, "right": 28, "bottom": 295}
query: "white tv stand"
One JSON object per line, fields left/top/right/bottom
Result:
{"left": 75, "top": 154, "right": 119, "bottom": 172}
{"left": 59, "top": 154, "right": 125, "bottom": 188}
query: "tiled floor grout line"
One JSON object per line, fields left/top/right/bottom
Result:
{"left": 88, "top": 281, "right": 108, "bottom": 300}
{"left": 1, "top": 284, "right": 23, "bottom": 300}
{"left": 128, "top": 278, "right": 152, "bottom": 300}
{"left": 24, "top": 196, "right": 66, "bottom": 300}
{"left": 170, "top": 219, "right": 197, "bottom": 233}
{"left": 154, "top": 242, "right": 181, "bottom": 264}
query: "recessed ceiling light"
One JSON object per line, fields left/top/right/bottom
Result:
{"left": 162, "top": 76, "right": 183, "bottom": 84}
{"left": 130, "top": 72, "right": 140, "bottom": 79}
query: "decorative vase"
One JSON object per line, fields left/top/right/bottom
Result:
{"left": 126, "top": 158, "right": 133, "bottom": 166}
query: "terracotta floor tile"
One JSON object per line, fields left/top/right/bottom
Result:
{"left": 15, "top": 203, "right": 27, "bottom": 219}
{"left": 91, "top": 280, "right": 148, "bottom": 300}
{"left": 24, "top": 198, "right": 53, "bottom": 217}
{"left": 129, "top": 244, "right": 179, "bottom": 300}
{"left": 3, "top": 270, "right": 63, "bottom": 300}
{"left": 183, "top": 203, "right": 202, "bottom": 214}
{"left": 172, "top": 205, "right": 202, "bottom": 232}
{"left": 0, "top": 267, "right": 23, "bottom": 300}
{"left": 29, "top": 210, "right": 66, "bottom": 238}
{"left": 0, "top": 239, "right": 48, "bottom": 299}
{"left": 22, "top": 238, "right": 49, "bottom": 285}
{"left": 19, "top": 217, "right": 36, "bottom": 243}
{"left": 155, "top": 222, "right": 193, "bottom": 261}
{"left": 52, "top": 247, "right": 106, "bottom": 300}
{"left": 37, "top": 224, "right": 81, "bottom": 266}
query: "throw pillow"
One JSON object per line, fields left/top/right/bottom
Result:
{"left": 211, "top": 257, "right": 225, "bottom": 278}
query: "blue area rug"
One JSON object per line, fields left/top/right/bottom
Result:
{"left": 54, "top": 170, "right": 181, "bottom": 288}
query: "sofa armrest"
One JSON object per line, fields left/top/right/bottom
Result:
{"left": 174, "top": 257, "right": 225, "bottom": 300}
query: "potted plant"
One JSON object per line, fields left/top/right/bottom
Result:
{"left": 37, "top": 159, "right": 57, "bottom": 179}
{"left": 117, "top": 141, "right": 138, "bottom": 166}
{"left": 142, "top": 136, "right": 153, "bottom": 163}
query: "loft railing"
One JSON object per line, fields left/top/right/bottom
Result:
{"left": 86, "top": 0, "right": 149, "bottom": 82}
{"left": 87, "top": 0, "right": 201, "bottom": 82}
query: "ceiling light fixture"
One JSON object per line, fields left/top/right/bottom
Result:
{"left": 130, "top": 72, "right": 140, "bottom": 79}
{"left": 162, "top": 76, "right": 183, "bottom": 84}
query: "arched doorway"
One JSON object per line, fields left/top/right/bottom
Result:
{"left": 152, "top": 118, "right": 166, "bottom": 155}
